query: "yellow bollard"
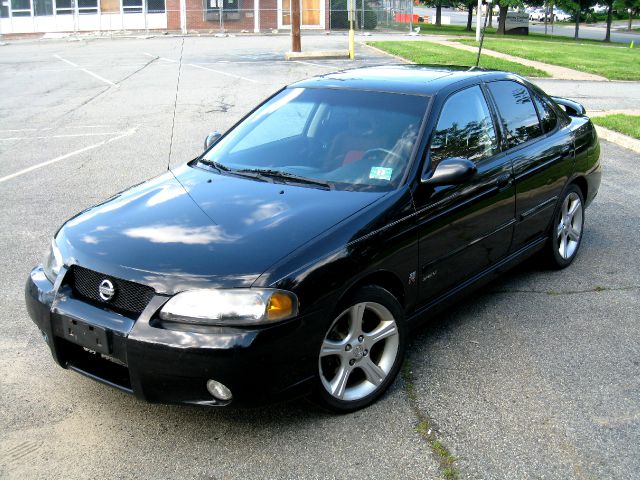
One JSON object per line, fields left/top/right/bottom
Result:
{"left": 349, "top": 27, "right": 355, "bottom": 60}
{"left": 631, "top": 40, "right": 634, "bottom": 49}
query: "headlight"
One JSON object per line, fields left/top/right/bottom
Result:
{"left": 159, "top": 289, "right": 299, "bottom": 326}
{"left": 43, "top": 239, "right": 63, "bottom": 283}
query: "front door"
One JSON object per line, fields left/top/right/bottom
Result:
{"left": 280, "top": 0, "right": 323, "bottom": 28}
{"left": 414, "top": 84, "right": 516, "bottom": 304}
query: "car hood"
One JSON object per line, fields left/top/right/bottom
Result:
{"left": 57, "top": 164, "right": 385, "bottom": 294}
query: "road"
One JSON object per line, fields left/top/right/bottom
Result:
{"left": 413, "top": 7, "right": 639, "bottom": 43}
{"left": 1, "top": 35, "right": 639, "bottom": 479}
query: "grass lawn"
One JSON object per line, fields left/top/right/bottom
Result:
{"left": 592, "top": 114, "right": 640, "bottom": 139}
{"left": 457, "top": 38, "right": 640, "bottom": 80}
{"left": 367, "top": 41, "right": 549, "bottom": 77}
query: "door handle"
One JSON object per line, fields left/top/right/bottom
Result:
{"left": 495, "top": 173, "right": 512, "bottom": 190}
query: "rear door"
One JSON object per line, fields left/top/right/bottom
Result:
{"left": 414, "top": 84, "right": 516, "bottom": 303}
{"left": 485, "top": 80, "right": 574, "bottom": 252}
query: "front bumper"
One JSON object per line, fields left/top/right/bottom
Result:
{"left": 25, "top": 266, "right": 322, "bottom": 407}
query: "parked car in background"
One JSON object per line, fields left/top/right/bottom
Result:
{"left": 552, "top": 9, "right": 572, "bottom": 21}
{"left": 26, "top": 66, "right": 601, "bottom": 412}
{"left": 529, "top": 8, "right": 546, "bottom": 21}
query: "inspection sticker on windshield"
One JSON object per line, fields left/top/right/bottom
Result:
{"left": 369, "top": 167, "right": 393, "bottom": 181}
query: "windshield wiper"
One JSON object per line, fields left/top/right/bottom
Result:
{"left": 236, "top": 169, "right": 332, "bottom": 190}
{"left": 198, "top": 158, "right": 233, "bottom": 173}
{"left": 198, "top": 160, "right": 273, "bottom": 182}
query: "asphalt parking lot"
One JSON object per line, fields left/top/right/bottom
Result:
{"left": 1, "top": 35, "right": 639, "bottom": 479}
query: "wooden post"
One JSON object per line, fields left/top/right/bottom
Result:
{"left": 291, "top": 0, "right": 301, "bottom": 53}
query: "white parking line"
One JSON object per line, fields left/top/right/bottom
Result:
{"left": 0, "top": 128, "right": 136, "bottom": 184}
{"left": 0, "top": 132, "right": 129, "bottom": 141}
{"left": 0, "top": 128, "right": 42, "bottom": 133}
{"left": 187, "top": 63, "right": 259, "bottom": 84}
{"left": 293, "top": 60, "right": 332, "bottom": 68}
{"left": 143, "top": 52, "right": 259, "bottom": 83}
{"left": 53, "top": 54, "right": 119, "bottom": 88}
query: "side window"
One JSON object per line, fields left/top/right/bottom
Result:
{"left": 487, "top": 81, "right": 542, "bottom": 149}
{"left": 430, "top": 86, "right": 499, "bottom": 167}
{"left": 532, "top": 93, "right": 558, "bottom": 134}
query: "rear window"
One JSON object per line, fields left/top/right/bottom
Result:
{"left": 532, "top": 93, "right": 558, "bottom": 134}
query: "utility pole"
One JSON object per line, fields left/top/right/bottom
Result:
{"left": 475, "top": 0, "right": 482, "bottom": 41}
{"left": 348, "top": 0, "right": 355, "bottom": 59}
{"left": 291, "top": 0, "right": 301, "bottom": 52}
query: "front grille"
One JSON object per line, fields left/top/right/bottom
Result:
{"left": 68, "top": 266, "right": 155, "bottom": 316}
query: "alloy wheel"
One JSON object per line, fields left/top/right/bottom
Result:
{"left": 556, "top": 191, "right": 583, "bottom": 260}
{"left": 319, "top": 302, "right": 400, "bottom": 402}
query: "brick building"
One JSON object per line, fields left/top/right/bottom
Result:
{"left": 0, "top": 0, "right": 329, "bottom": 34}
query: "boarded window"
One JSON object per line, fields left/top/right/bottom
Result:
{"left": 101, "top": 0, "right": 120, "bottom": 13}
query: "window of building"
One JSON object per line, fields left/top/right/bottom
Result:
{"left": 5, "top": 0, "right": 166, "bottom": 17}
{"left": 122, "top": 0, "right": 142, "bottom": 13}
{"left": 205, "top": 0, "right": 239, "bottom": 12}
{"left": 147, "top": 0, "right": 165, "bottom": 13}
{"left": 55, "top": 0, "right": 73, "bottom": 14}
{"left": 11, "top": 0, "right": 31, "bottom": 16}
{"left": 100, "top": 0, "right": 120, "bottom": 13}
{"left": 430, "top": 85, "right": 499, "bottom": 168}
{"left": 77, "top": 0, "right": 98, "bottom": 14}
{"left": 33, "top": 0, "right": 53, "bottom": 15}
{"left": 487, "top": 81, "right": 542, "bottom": 149}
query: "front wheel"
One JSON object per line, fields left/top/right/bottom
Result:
{"left": 314, "top": 286, "right": 406, "bottom": 413}
{"left": 545, "top": 184, "right": 585, "bottom": 269}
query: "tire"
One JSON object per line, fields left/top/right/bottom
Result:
{"left": 314, "top": 285, "right": 406, "bottom": 413}
{"left": 544, "top": 184, "right": 585, "bottom": 269}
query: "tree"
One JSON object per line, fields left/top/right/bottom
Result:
{"left": 465, "top": 0, "right": 475, "bottom": 31}
{"left": 495, "top": 0, "right": 526, "bottom": 34}
{"left": 614, "top": 0, "right": 640, "bottom": 31}
{"left": 427, "top": 0, "right": 445, "bottom": 26}
{"left": 604, "top": 0, "right": 614, "bottom": 41}
{"left": 557, "top": 0, "right": 597, "bottom": 39}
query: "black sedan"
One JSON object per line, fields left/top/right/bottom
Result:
{"left": 26, "top": 66, "right": 601, "bottom": 412}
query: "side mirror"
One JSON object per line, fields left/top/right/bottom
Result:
{"left": 204, "top": 131, "right": 222, "bottom": 151}
{"left": 421, "top": 157, "right": 476, "bottom": 186}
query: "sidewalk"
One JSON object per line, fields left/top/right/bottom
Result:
{"left": 430, "top": 38, "right": 608, "bottom": 81}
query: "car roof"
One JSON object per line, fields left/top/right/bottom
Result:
{"left": 289, "top": 65, "right": 514, "bottom": 96}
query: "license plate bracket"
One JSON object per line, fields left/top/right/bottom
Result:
{"left": 61, "top": 317, "right": 111, "bottom": 355}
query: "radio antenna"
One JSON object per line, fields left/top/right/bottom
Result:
{"left": 167, "top": 38, "right": 185, "bottom": 171}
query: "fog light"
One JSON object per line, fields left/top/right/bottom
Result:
{"left": 206, "top": 379, "right": 233, "bottom": 401}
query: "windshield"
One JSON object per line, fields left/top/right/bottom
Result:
{"left": 200, "top": 87, "right": 429, "bottom": 191}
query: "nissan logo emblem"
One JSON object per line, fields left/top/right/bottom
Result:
{"left": 98, "top": 279, "right": 115, "bottom": 301}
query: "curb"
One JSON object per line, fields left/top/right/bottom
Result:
{"left": 284, "top": 50, "right": 350, "bottom": 60}
{"left": 361, "top": 42, "right": 411, "bottom": 64}
{"left": 595, "top": 126, "right": 640, "bottom": 154}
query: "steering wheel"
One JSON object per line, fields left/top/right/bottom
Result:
{"left": 361, "top": 148, "right": 403, "bottom": 164}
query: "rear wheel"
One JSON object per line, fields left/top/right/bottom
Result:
{"left": 315, "top": 286, "right": 406, "bottom": 413}
{"left": 545, "top": 184, "right": 585, "bottom": 269}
